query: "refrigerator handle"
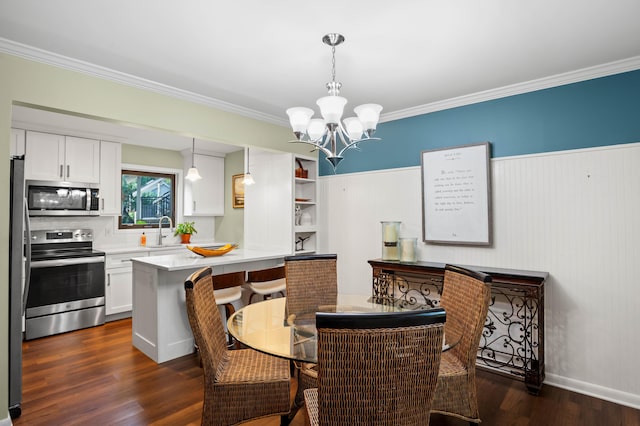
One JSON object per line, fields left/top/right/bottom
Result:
{"left": 22, "top": 197, "right": 32, "bottom": 316}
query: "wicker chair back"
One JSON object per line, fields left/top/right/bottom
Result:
{"left": 305, "top": 309, "right": 446, "bottom": 425}
{"left": 284, "top": 254, "right": 338, "bottom": 322}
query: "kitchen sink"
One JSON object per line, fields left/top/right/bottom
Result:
{"left": 145, "top": 243, "right": 185, "bottom": 250}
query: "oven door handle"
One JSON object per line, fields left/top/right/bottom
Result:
{"left": 30, "top": 257, "right": 105, "bottom": 268}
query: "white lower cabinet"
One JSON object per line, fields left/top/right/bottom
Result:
{"left": 105, "top": 252, "right": 140, "bottom": 316}
{"left": 106, "top": 267, "right": 134, "bottom": 315}
{"left": 105, "top": 248, "right": 187, "bottom": 317}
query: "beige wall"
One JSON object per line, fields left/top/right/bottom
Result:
{"left": 121, "top": 143, "right": 184, "bottom": 169}
{"left": 214, "top": 150, "right": 245, "bottom": 245}
{"left": 0, "top": 52, "right": 308, "bottom": 420}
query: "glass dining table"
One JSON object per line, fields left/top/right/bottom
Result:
{"left": 227, "top": 294, "right": 459, "bottom": 363}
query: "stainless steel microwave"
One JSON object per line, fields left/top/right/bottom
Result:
{"left": 26, "top": 180, "right": 100, "bottom": 216}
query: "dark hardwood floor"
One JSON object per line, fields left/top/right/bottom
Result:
{"left": 14, "top": 319, "right": 640, "bottom": 426}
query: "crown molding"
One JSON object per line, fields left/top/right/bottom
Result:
{"left": 380, "top": 56, "right": 640, "bottom": 123}
{"left": 0, "top": 37, "right": 288, "bottom": 127}
{"left": 3, "top": 37, "right": 639, "bottom": 127}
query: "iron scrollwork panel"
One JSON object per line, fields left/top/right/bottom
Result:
{"left": 376, "top": 269, "right": 542, "bottom": 391}
{"left": 392, "top": 273, "right": 443, "bottom": 309}
{"left": 478, "top": 285, "right": 540, "bottom": 382}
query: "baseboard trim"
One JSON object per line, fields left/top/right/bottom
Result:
{"left": 0, "top": 413, "right": 13, "bottom": 426}
{"left": 545, "top": 373, "right": 640, "bottom": 410}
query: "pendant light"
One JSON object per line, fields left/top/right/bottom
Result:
{"left": 242, "top": 146, "right": 255, "bottom": 186}
{"left": 185, "top": 138, "right": 202, "bottom": 181}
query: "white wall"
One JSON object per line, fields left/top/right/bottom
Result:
{"left": 319, "top": 142, "right": 640, "bottom": 409}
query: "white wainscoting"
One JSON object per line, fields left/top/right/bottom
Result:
{"left": 318, "top": 142, "right": 640, "bottom": 409}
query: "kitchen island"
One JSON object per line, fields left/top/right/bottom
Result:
{"left": 131, "top": 248, "right": 288, "bottom": 363}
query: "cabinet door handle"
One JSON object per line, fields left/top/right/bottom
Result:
{"left": 193, "top": 201, "right": 196, "bottom": 212}
{"left": 59, "top": 164, "right": 63, "bottom": 178}
{"left": 66, "top": 165, "right": 70, "bottom": 178}
{"left": 107, "top": 273, "right": 111, "bottom": 286}
{"left": 101, "top": 198, "right": 104, "bottom": 211}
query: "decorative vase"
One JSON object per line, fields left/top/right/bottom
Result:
{"left": 180, "top": 233, "right": 191, "bottom": 244}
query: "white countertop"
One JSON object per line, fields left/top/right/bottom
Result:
{"left": 96, "top": 241, "right": 220, "bottom": 255}
{"left": 130, "top": 248, "right": 289, "bottom": 272}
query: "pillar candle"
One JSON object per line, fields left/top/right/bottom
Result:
{"left": 399, "top": 238, "right": 417, "bottom": 262}
{"left": 383, "top": 223, "right": 398, "bottom": 242}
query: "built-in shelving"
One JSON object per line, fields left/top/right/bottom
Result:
{"left": 293, "top": 155, "right": 318, "bottom": 254}
{"left": 244, "top": 150, "right": 321, "bottom": 256}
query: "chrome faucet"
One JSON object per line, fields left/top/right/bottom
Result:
{"left": 158, "top": 216, "right": 173, "bottom": 245}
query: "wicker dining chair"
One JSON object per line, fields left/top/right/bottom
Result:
{"left": 284, "top": 254, "right": 338, "bottom": 409}
{"left": 184, "top": 267, "right": 291, "bottom": 426}
{"left": 284, "top": 254, "right": 338, "bottom": 322}
{"left": 246, "top": 265, "right": 286, "bottom": 304}
{"left": 430, "top": 264, "right": 492, "bottom": 424}
{"left": 304, "top": 308, "right": 447, "bottom": 426}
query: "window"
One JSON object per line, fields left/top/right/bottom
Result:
{"left": 119, "top": 169, "right": 176, "bottom": 229}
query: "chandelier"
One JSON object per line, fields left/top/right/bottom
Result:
{"left": 286, "top": 33, "right": 383, "bottom": 170}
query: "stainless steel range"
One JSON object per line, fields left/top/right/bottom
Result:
{"left": 25, "top": 229, "right": 106, "bottom": 340}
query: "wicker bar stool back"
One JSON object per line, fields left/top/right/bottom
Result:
{"left": 430, "top": 264, "right": 492, "bottom": 424}
{"left": 304, "top": 309, "right": 447, "bottom": 426}
{"left": 246, "top": 265, "right": 286, "bottom": 304}
{"left": 212, "top": 270, "right": 244, "bottom": 348}
{"left": 184, "top": 267, "right": 291, "bottom": 426}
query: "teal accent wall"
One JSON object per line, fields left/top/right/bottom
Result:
{"left": 320, "top": 69, "right": 640, "bottom": 175}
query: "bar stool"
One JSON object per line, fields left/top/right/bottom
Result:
{"left": 212, "top": 270, "right": 245, "bottom": 348}
{"left": 246, "top": 265, "right": 286, "bottom": 304}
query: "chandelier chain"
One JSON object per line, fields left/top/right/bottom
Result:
{"left": 331, "top": 45, "right": 336, "bottom": 83}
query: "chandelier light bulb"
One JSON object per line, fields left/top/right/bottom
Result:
{"left": 307, "top": 119, "right": 327, "bottom": 141}
{"left": 316, "top": 95, "right": 347, "bottom": 125}
{"left": 286, "top": 107, "right": 314, "bottom": 136}
{"left": 354, "top": 104, "right": 383, "bottom": 134}
{"left": 343, "top": 117, "right": 364, "bottom": 140}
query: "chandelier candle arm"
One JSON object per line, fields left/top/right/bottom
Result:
{"left": 286, "top": 33, "right": 382, "bottom": 170}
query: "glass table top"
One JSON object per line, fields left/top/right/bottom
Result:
{"left": 227, "top": 294, "right": 458, "bottom": 363}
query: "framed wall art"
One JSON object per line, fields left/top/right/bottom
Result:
{"left": 232, "top": 174, "right": 245, "bottom": 209}
{"left": 421, "top": 142, "right": 492, "bottom": 245}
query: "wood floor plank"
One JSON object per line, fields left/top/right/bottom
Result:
{"left": 13, "top": 318, "right": 640, "bottom": 426}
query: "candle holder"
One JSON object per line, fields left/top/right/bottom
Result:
{"left": 399, "top": 237, "right": 418, "bottom": 263}
{"left": 381, "top": 221, "right": 401, "bottom": 261}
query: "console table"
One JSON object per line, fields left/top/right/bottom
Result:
{"left": 368, "top": 259, "right": 548, "bottom": 394}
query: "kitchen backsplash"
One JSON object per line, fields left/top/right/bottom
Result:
{"left": 29, "top": 216, "right": 217, "bottom": 248}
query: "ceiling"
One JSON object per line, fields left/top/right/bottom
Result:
{"left": 2, "top": 1, "right": 640, "bottom": 152}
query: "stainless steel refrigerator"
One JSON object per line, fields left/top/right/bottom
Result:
{"left": 9, "top": 156, "right": 31, "bottom": 419}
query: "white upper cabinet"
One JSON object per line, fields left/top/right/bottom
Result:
{"left": 10, "top": 128, "right": 25, "bottom": 157}
{"left": 183, "top": 153, "right": 225, "bottom": 216}
{"left": 99, "top": 140, "right": 122, "bottom": 216}
{"left": 25, "top": 131, "right": 100, "bottom": 183}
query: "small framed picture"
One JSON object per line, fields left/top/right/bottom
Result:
{"left": 232, "top": 174, "right": 245, "bottom": 209}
